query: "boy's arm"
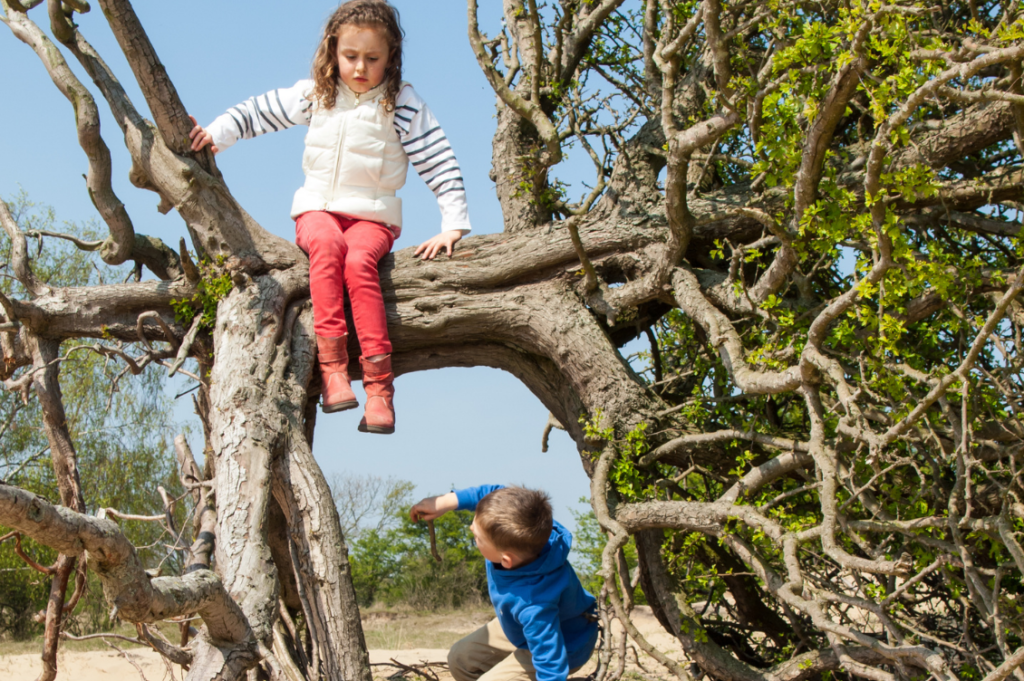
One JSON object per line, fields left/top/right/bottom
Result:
{"left": 520, "top": 605, "right": 571, "bottom": 681}
{"left": 409, "top": 492, "right": 458, "bottom": 521}
{"left": 452, "top": 484, "right": 504, "bottom": 512}
{"left": 410, "top": 485, "right": 504, "bottom": 520}
{"left": 203, "top": 79, "right": 313, "bottom": 153}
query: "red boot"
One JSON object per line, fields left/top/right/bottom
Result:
{"left": 316, "top": 335, "right": 358, "bottom": 413}
{"left": 358, "top": 355, "right": 395, "bottom": 434}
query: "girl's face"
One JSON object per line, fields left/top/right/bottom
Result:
{"left": 335, "top": 24, "right": 390, "bottom": 95}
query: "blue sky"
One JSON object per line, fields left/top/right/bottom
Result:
{"left": 0, "top": 2, "right": 607, "bottom": 527}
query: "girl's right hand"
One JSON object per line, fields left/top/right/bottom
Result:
{"left": 409, "top": 492, "right": 458, "bottom": 522}
{"left": 188, "top": 115, "right": 219, "bottom": 154}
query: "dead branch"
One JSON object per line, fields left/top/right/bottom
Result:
{"left": 0, "top": 482, "right": 252, "bottom": 644}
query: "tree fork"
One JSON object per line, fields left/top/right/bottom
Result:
{"left": 4, "top": 3, "right": 1024, "bottom": 680}
{"left": 0, "top": 483, "right": 254, "bottom": 641}
{"left": 207, "top": 273, "right": 371, "bottom": 680}
{"left": 490, "top": 105, "right": 556, "bottom": 232}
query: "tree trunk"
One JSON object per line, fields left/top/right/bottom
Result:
{"left": 490, "top": 104, "right": 553, "bottom": 233}
{"left": 4, "top": 3, "right": 1024, "bottom": 680}
{"left": 205, "top": 268, "right": 371, "bottom": 681}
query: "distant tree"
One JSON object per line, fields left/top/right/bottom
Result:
{"left": 347, "top": 494, "right": 487, "bottom": 609}
{"left": 329, "top": 473, "right": 415, "bottom": 539}
{"left": 2, "top": 2, "right": 1024, "bottom": 681}
{"left": 0, "top": 196, "right": 186, "bottom": 639}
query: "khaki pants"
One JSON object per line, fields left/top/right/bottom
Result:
{"left": 448, "top": 618, "right": 583, "bottom": 681}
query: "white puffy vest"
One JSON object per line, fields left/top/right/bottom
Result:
{"left": 290, "top": 83, "right": 408, "bottom": 228}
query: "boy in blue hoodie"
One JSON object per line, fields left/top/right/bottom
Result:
{"left": 410, "top": 485, "right": 598, "bottom": 681}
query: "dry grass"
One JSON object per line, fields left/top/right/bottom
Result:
{"left": 0, "top": 607, "right": 679, "bottom": 681}
{"left": 0, "top": 620, "right": 183, "bottom": 656}
{"left": 361, "top": 606, "right": 494, "bottom": 650}
{"left": 0, "top": 608, "right": 495, "bottom": 657}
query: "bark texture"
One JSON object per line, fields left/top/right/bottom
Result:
{"left": 2, "top": 2, "right": 1024, "bottom": 681}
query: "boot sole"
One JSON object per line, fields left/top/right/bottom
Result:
{"left": 323, "top": 400, "right": 359, "bottom": 413}
{"left": 358, "top": 423, "right": 395, "bottom": 434}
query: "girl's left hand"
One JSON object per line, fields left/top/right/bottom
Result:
{"left": 415, "top": 230, "right": 465, "bottom": 260}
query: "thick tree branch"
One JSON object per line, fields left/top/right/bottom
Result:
{"left": 867, "top": 43, "right": 1024, "bottom": 202}
{"left": 52, "top": 12, "right": 301, "bottom": 274}
{"left": 3, "top": 1, "right": 136, "bottom": 265}
{"left": 93, "top": 0, "right": 209, "bottom": 166}
{"left": 671, "top": 268, "right": 801, "bottom": 394}
{"left": 0, "top": 482, "right": 252, "bottom": 643}
{"left": 468, "top": 0, "right": 561, "bottom": 166}
{"left": 558, "top": 0, "right": 628, "bottom": 82}
{"left": 702, "top": 0, "right": 733, "bottom": 101}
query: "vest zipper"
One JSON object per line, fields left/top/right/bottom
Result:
{"left": 329, "top": 97, "right": 356, "bottom": 205}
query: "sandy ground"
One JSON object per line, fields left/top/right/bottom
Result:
{"left": 0, "top": 606, "right": 681, "bottom": 680}
{"left": 0, "top": 648, "right": 458, "bottom": 681}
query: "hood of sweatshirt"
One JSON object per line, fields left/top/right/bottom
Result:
{"left": 489, "top": 521, "right": 573, "bottom": 587}
{"left": 484, "top": 519, "right": 597, "bottom": 676}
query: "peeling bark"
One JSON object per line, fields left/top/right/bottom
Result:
{"left": 3, "top": 3, "right": 1024, "bottom": 681}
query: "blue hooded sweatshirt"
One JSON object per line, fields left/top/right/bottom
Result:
{"left": 455, "top": 485, "right": 599, "bottom": 681}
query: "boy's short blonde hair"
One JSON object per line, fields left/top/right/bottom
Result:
{"left": 475, "top": 486, "right": 553, "bottom": 557}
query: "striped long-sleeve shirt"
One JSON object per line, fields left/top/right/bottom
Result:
{"left": 206, "top": 79, "right": 472, "bottom": 234}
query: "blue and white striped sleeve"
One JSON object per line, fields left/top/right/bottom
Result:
{"left": 207, "top": 79, "right": 314, "bottom": 152}
{"left": 395, "top": 87, "right": 472, "bottom": 234}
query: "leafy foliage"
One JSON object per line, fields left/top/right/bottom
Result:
{"left": 480, "top": 0, "right": 1024, "bottom": 676}
{"left": 570, "top": 499, "right": 643, "bottom": 604}
{"left": 348, "top": 500, "right": 488, "bottom": 610}
{"left": 170, "top": 256, "right": 234, "bottom": 330}
{"left": 0, "top": 195, "right": 187, "bottom": 640}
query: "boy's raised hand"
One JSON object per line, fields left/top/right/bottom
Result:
{"left": 188, "top": 115, "right": 219, "bottom": 154}
{"left": 409, "top": 491, "right": 458, "bottom": 522}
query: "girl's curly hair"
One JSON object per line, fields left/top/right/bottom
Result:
{"left": 311, "top": 0, "right": 405, "bottom": 112}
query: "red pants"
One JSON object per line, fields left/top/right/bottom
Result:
{"left": 295, "top": 211, "right": 395, "bottom": 357}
